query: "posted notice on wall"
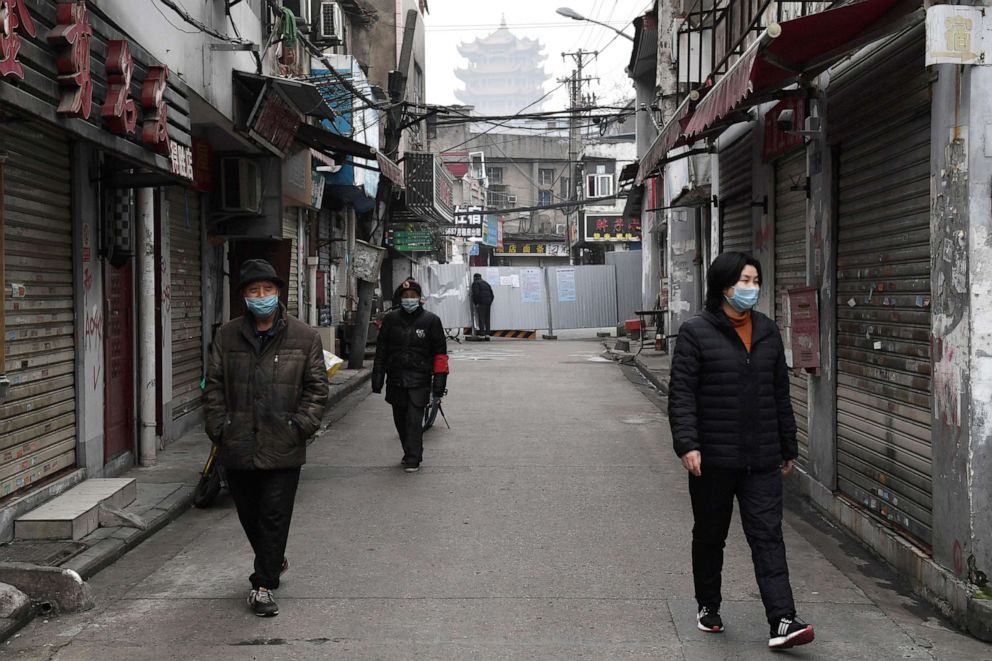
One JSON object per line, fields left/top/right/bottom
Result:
{"left": 500, "top": 274, "right": 519, "bottom": 288}
{"left": 486, "top": 267, "right": 500, "bottom": 282}
{"left": 520, "top": 268, "right": 543, "bottom": 303}
{"left": 556, "top": 268, "right": 577, "bottom": 302}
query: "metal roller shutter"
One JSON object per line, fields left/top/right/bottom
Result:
{"left": 719, "top": 131, "right": 753, "bottom": 254}
{"left": 0, "top": 123, "right": 76, "bottom": 498}
{"left": 282, "top": 208, "right": 300, "bottom": 317}
{"left": 831, "top": 25, "right": 933, "bottom": 544}
{"left": 774, "top": 150, "right": 810, "bottom": 468}
{"left": 168, "top": 187, "right": 202, "bottom": 425}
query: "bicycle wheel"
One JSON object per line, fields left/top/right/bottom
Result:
{"left": 423, "top": 397, "right": 442, "bottom": 431}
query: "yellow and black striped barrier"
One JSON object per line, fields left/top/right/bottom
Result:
{"left": 463, "top": 329, "right": 537, "bottom": 340}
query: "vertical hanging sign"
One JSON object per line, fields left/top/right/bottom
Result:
{"left": 47, "top": 0, "right": 94, "bottom": 119}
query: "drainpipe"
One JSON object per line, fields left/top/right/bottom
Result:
{"left": 0, "top": 152, "right": 9, "bottom": 404}
{"left": 308, "top": 210, "right": 319, "bottom": 326}
{"left": 136, "top": 188, "right": 157, "bottom": 465}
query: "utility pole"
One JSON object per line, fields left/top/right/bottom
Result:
{"left": 347, "top": 9, "right": 418, "bottom": 369}
{"left": 559, "top": 50, "right": 596, "bottom": 265}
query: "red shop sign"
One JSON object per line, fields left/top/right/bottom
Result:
{"left": 0, "top": 0, "right": 36, "bottom": 80}
{"left": 47, "top": 1, "right": 93, "bottom": 119}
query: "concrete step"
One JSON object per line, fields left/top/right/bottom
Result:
{"left": 14, "top": 479, "right": 137, "bottom": 541}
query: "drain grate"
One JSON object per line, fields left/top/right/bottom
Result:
{"left": 0, "top": 540, "right": 88, "bottom": 566}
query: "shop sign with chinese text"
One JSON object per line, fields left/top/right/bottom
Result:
{"left": 583, "top": 213, "right": 641, "bottom": 242}
{"left": 926, "top": 5, "right": 989, "bottom": 66}
{"left": 0, "top": 0, "right": 193, "bottom": 181}
{"left": 443, "top": 205, "right": 483, "bottom": 238}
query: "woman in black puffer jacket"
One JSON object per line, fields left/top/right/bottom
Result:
{"left": 668, "top": 251, "right": 814, "bottom": 650}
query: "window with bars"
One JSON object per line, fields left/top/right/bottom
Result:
{"left": 486, "top": 167, "right": 503, "bottom": 184}
{"left": 538, "top": 190, "right": 553, "bottom": 207}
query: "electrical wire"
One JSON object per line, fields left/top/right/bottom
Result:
{"left": 153, "top": 0, "right": 254, "bottom": 45}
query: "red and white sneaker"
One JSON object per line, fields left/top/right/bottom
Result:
{"left": 768, "top": 616, "right": 814, "bottom": 649}
{"left": 696, "top": 606, "right": 724, "bottom": 633}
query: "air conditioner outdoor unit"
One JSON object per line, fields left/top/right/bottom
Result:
{"left": 220, "top": 158, "right": 262, "bottom": 213}
{"left": 315, "top": 0, "right": 345, "bottom": 44}
{"left": 507, "top": 195, "right": 517, "bottom": 204}
{"left": 555, "top": 223, "right": 566, "bottom": 235}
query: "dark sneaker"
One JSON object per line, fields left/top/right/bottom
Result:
{"left": 696, "top": 606, "right": 724, "bottom": 633}
{"left": 247, "top": 587, "right": 279, "bottom": 617}
{"left": 280, "top": 557, "right": 289, "bottom": 577}
{"left": 768, "top": 616, "right": 814, "bottom": 649}
{"left": 403, "top": 462, "right": 421, "bottom": 473}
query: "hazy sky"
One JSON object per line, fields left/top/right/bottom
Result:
{"left": 424, "top": 0, "right": 650, "bottom": 112}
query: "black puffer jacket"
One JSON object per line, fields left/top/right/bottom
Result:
{"left": 372, "top": 306, "right": 447, "bottom": 390}
{"left": 203, "top": 308, "right": 329, "bottom": 470}
{"left": 667, "top": 309, "right": 797, "bottom": 471}
{"left": 471, "top": 279, "right": 495, "bottom": 305}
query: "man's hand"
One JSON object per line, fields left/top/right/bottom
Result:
{"left": 371, "top": 373, "right": 384, "bottom": 394}
{"left": 681, "top": 450, "right": 702, "bottom": 477}
{"left": 432, "top": 373, "right": 447, "bottom": 398}
{"left": 781, "top": 459, "right": 795, "bottom": 476}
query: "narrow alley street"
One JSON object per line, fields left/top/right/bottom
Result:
{"left": 4, "top": 337, "right": 989, "bottom": 660}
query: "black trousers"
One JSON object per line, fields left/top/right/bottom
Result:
{"left": 475, "top": 304, "right": 491, "bottom": 335}
{"left": 387, "top": 385, "right": 429, "bottom": 464}
{"left": 226, "top": 466, "right": 301, "bottom": 590}
{"left": 689, "top": 466, "right": 796, "bottom": 624}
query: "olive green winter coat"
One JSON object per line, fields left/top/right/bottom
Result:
{"left": 202, "top": 309, "right": 329, "bottom": 470}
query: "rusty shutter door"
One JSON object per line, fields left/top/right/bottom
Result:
{"left": 773, "top": 150, "right": 810, "bottom": 468}
{"left": 719, "top": 131, "right": 753, "bottom": 254}
{"left": 168, "top": 188, "right": 203, "bottom": 425}
{"left": 830, "top": 24, "right": 933, "bottom": 544}
{"left": 0, "top": 123, "right": 76, "bottom": 497}
{"left": 282, "top": 208, "right": 300, "bottom": 317}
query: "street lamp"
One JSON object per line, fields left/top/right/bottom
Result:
{"left": 556, "top": 7, "right": 635, "bottom": 41}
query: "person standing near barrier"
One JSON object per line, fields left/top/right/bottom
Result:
{"left": 667, "top": 251, "right": 814, "bottom": 650}
{"left": 372, "top": 279, "right": 449, "bottom": 472}
{"left": 203, "top": 259, "right": 329, "bottom": 617}
{"left": 470, "top": 273, "right": 494, "bottom": 337}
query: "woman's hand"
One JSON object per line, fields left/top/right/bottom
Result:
{"left": 681, "top": 450, "right": 702, "bottom": 477}
{"left": 781, "top": 459, "right": 795, "bottom": 476}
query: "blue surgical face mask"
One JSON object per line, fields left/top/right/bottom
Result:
{"left": 245, "top": 295, "right": 279, "bottom": 318}
{"left": 725, "top": 286, "right": 760, "bottom": 312}
{"left": 400, "top": 298, "right": 421, "bottom": 313}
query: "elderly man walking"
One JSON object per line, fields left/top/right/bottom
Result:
{"left": 203, "top": 259, "right": 329, "bottom": 617}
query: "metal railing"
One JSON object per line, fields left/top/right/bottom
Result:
{"left": 675, "top": 0, "right": 830, "bottom": 106}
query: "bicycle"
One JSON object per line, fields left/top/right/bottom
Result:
{"left": 423, "top": 386, "right": 449, "bottom": 431}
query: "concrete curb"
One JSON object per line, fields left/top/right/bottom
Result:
{"left": 792, "top": 470, "right": 992, "bottom": 641}
{"left": 326, "top": 368, "right": 372, "bottom": 411}
{"left": 63, "top": 486, "right": 194, "bottom": 581}
{"left": 0, "top": 609, "right": 36, "bottom": 646}
{"left": 633, "top": 354, "right": 669, "bottom": 395}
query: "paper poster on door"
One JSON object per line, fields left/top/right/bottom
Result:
{"left": 556, "top": 268, "right": 577, "bottom": 302}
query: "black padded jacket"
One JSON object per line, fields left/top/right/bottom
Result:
{"left": 667, "top": 309, "right": 798, "bottom": 471}
{"left": 372, "top": 306, "right": 447, "bottom": 390}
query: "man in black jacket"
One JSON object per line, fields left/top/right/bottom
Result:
{"left": 203, "top": 259, "right": 329, "bottom": 617}
{"left": 470, "top": 273, "right": 495, "bottom": 336}
{"left": 372, "top": 279, "right": 448, "bottom": 472}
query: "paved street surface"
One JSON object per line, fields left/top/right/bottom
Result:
{"left": 5, "top": 337, "right": 990, "bottom": 659}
